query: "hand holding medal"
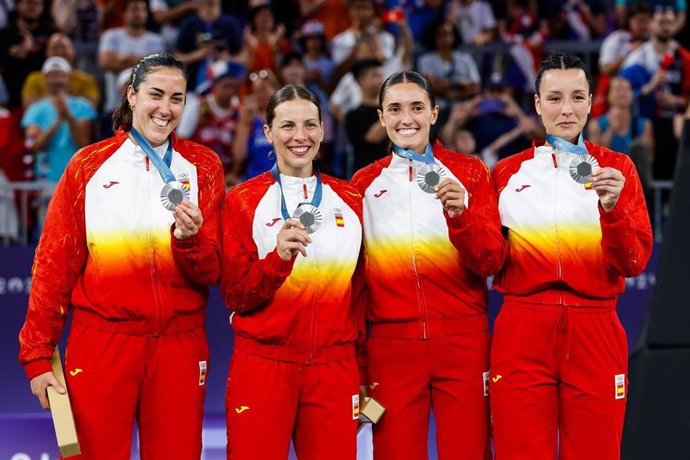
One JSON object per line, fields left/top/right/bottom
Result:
{"left": 276, "top": 219, "right": 312, "bottom": 260}
{"left": 173, "top": 200, "right": 203, "bottom": 240}
{"left": 591, "top": 167, "right": 625, "bottom": 211}
{"left": 435, "top": 178, "right": 465, "bottom": 218}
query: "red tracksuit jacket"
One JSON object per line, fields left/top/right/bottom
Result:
{"left": 220, "top": 171, "right": 363, "bottom": 363}
{"left": 350, "top": 140, "right": 506, "bottom": 338}
{"left": 19, "top": 129, "right": 225, "bottom": 379}
{"left": 491, "top": 140, "right": 653, "bottom": 305}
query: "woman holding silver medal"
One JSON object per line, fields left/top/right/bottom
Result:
{"left": 350, "top": 71, "right": 505, "bottom": 459}
{"left": 18, "top": 53, "right": 225, "bottom": 458}
{"left": 221, "top": 84, "right": 364, "bottom": 460}
{"left": 489, "top": 53, "right": 653, "bottom": 460}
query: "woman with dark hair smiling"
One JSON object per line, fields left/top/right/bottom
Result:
{"left": 351, "top": 70, "right": 504, "bottom": 459}
{"left": 18, "top": 52, "right": 224, "bottom": 458}
{"left": 221, "top": 84, "right": 364, "bottom": 460}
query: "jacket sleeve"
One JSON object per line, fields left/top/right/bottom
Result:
{"left": 599, "top": 154, "right": 653, "bottom": 278}
{"left": 350, "top": 248, "right": 369, "bottom": 385}
{"left": 220, "top": 187, "right": 295, "bottom": 314}
{"left": 171, "top": 152, "right": 225, "bottom": 286}
{"left": 445, "top": 159, "right": 506, "bottom": 277}
{"left": 18, "top": 166, "right": 88, "bottom": 379}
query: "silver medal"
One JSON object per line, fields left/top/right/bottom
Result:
{"left": 416, "top": 163, "right": 446, "bottom": 193}
{"left": 160, "top": 181, "right": 190, "bottom": 210}
{"left": 292, "top": 204, "right": 323, "bottom": 234}
{"left": 568, "top": 154, "right": 599, "bottom": 185}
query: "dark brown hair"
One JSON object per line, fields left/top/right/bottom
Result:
{"left": 265, "top": 84, "right": 322, "bottom": 127}
{"left": 111, "top": 52, "right": 187, "bottom": 131}
{"left": 378, "top": 70, "right": 436, "bottom": 109}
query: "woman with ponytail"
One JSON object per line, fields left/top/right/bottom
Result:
{"left": 350, "top": 70, "right": 505, "bottom": 459}
{"left": 19, "top": 52, "right": 225, "bottom": 458}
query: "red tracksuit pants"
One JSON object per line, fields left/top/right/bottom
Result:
{"left": 225, "top": 339, "right": 360, "bottom": 460}
{"left": 490, "top": 301, "right": 629, "bottom": 460}
{"left": 63, "top": 320, "right": 209, "bottom": 459}
{"left": 366, "top": 331, "right": 491, "bottom": 460}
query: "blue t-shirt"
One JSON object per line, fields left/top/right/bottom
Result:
{"left": 596, "top": 115, "right": 646, "bottom": 154}
{"left": 22, "top": 95, "right": 97, "bottom": 182}
{"left": 243, "top": 117, "right": 274, "bottom": 181}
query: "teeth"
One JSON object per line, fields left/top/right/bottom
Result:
{"left": 398, "top": 128, "right": 418, "bottom": 136}
{"left": 289, "top": 146, "right": 309, "bottom": 153}
{"left": 152, "top": 118, "right": 169, "bottom": 127}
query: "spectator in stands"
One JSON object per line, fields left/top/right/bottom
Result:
{"left": 331, "top": 0, "right": 395, "bottom": 78}
{"left": 403, "top": 0, "right": 446, "bottom": 46}
{"left": 455, "top": 76, "right": 541, "bottom": 165}
{"left": 239, "top": 0, "right": 287, "bottom": 76}
{"left": 174, "top": 0, "right": 243, "bottom": 92}
{"left": 592, "top": 1, "right": 652, "bottom": 117}
{"left": 177, "top": 60, "right": 244, "bottom": 186}
{"left": 150, "top": 0, "right": 197, "bottom": 50}
{"left": 51, "top": 0, "right": 101, "bottom": 44}
{"left": 500, "top": 0, "right": 547, "bottom": 95}
{"left": 0, "top": 0, "right": 56, "bottom": 109}
{"left": 231, "top": 69, "right": 280, "bottom": 181}
{"left": 21, "top": 56, "right": 97, "bottom": 184}
{"left": 600, "top": 2, "right": 652, "bottom": 77}
{"left": 440, "top": 93, "right": 541, "bottom": 168}
{"left": 22, "top": 33, "right": 100, "bottom": 109}
{"left": 418, "top": 19, "right": 480, "bottom": 109}
{"left": 329, "top": 8, "right": 413, "bottom": 121}
{"left": 279, "top": 52, "right": 336, "bottom": 174}
{"left": 299, "top": 20, "right": 335, "bottom": 94}
{"left": 447, "top": 0, "right": 497, "bottom": 46}
{"left": 298, "top": 0, "right": 351, "bottom": 40}
{"left": 620, "top": 5, "right": 690, "bottom": 180}
{"left": 589, "top": 76, "right": 653, "bottom": 155}
{"left": 344, "top": 58, "right": 387, "bottom": 174}
{"left": 616, "top": 0, "right": 685, "bottom": 33}
{"left": 98, "top": 0, "right": 166, "bottom": 131}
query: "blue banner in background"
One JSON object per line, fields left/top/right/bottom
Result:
{"left": 0, "top": 245, "right": 660, "bottom": 458}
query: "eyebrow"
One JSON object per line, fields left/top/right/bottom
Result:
{"left": 386, "top": 100, "right": 426, "bottom": 107}
{"left": 149, "top": 87, "right": 185, "bottom": 97}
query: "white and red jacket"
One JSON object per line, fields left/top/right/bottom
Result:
{"left": 19, "top": 129, "right": 225, "bottom": 379}
{"left": 350, "top": 140, "right": 505, "bottom": 339}
{"left": 221, "top": 171, "right": 363, "bottom": 364}
{"left": 491, "top": 140, "right": 653, "bottom": 306}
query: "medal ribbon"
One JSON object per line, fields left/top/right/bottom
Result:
{"left": 270, "top": 162, "right": 323, "bottom": 221}
{"left": 130, "top": 128, "right": 175, "bottom": 183}
{"left": 393, "top": 143, "right": 435, "bottom": 164}
{"left": 546, "top": 133, "right": 588, "bottom": 156}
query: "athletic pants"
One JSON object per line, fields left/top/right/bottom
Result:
{"left": 490, "top": 301, "right": 628, "bottom": 460}
{"left": 366, "top": 331, "right": 491, "bottom": 460}
{"left": 63, "top": 319, "right": 209, "bottom": 459}
{"left": 226, "top": 339, "right": 360, "bottom": 460}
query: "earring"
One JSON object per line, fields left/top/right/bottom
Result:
{"left": 130, "top": 104, "right": 135, "bottom": 111}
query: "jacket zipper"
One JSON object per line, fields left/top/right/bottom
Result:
{"left": 147, "top": 160, "right": 163, "bottom": 336}
{"left": 408, "top": 159, "right": 429, "bottom": 339}
{"left": 552, "top": 152, "right": 564, "bottom": 304}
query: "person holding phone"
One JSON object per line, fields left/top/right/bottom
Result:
{"left": 18, "top": 52, "right": 225, "bottom": 458}
{"left": 351, "top": 70, "right": 505, "bottom": 459}
{"left": 490, "top": 52, "right": 653, "bottom": 460}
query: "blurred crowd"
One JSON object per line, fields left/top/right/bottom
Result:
{"left": 0, "top": 0, "right": 688, "bottom": 243}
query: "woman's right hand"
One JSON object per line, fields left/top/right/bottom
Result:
{"left": 30, "top": 371, "right": 66, "bottom": 410}
{"left": 276, "top": 219, "right": 312, "bottom": 260}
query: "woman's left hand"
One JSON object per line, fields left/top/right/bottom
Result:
{"left": 436, "top": 178, "right": 466, "bottom": 218}
{"left": 592, "top": 167, "right": 625, "bottom": 212}
{"left": 173, "top": 200, "right": 203, "bottom": 240}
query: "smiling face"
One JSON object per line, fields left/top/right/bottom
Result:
{"left": 127, "top": 66, "right": 186, "bottom": 147}
{"left": 535, "top": 68, "right": 591, "bottom": 143}
{"left": 264, "top": 98, "right": 324, "bottom": 178}
{"left": 378, "top": 82, "right": 439, "bottom": 153}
